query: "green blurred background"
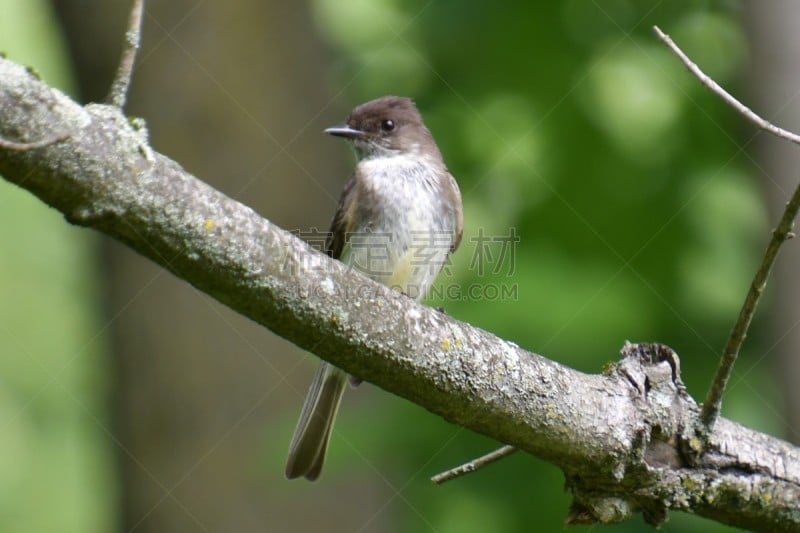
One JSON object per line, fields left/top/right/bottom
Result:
{"left": 0, "top": 0, "right": 797, "bottom": 531}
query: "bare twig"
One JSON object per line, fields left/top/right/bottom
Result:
{"left": 106, "top": 0, "right": 145, "bottom": 108}
{"left": 702, "top": 185, "right": 800, "bottom": 429}
{"left": 0, "top": 133, "right": 69, "bottom": 151}
{"left": 431, "top": 445, "right": 517, "bottom": 484}
{"left": 654, "top": 25, "right": 800, "bottom": 431}
{"left": 653, "top": 26, "right": 800, "bottom": 146}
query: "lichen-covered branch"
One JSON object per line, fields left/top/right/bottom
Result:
{"left": 0, "top": 57, "right": 797, "bottom": 530}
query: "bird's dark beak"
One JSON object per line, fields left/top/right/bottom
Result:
{"left": 325, "top": 124, "right": 366, "bottom": 139}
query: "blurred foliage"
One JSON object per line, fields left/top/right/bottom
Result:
{"left": 0, "top": 1, "right": 114, "bottom": 532}
{"left": 305, "top": 0, "right": 777, "bottom": 531}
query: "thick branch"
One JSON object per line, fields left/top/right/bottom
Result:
{"left": 0, "top": 57, "right": 798, "bottom": 530}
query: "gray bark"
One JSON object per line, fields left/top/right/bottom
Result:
{"left": 0, "top": 57, "right": 798, "bottom": 531}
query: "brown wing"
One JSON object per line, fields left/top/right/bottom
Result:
{"left": 448, "top": 172, "right": 463, "bottom": 254}
{"left": 325, "top": 175, "right": 357, "bottom": 260}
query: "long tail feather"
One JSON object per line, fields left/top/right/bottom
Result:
{"left": 285, "top": 362, "right": 348, "bottom": 481}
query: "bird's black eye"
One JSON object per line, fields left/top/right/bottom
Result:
{"left": 381, "top": 119, "right": 395, "bottom": 131}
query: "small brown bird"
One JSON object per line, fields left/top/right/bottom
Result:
{"left": 285, "top": 96, "right": 463, "bottom": 481}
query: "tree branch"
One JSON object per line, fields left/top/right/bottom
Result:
{"left": 0, "top": 57, "right": 798, "bottom": 530}
{"left": 653, "top": 26, "right": 800, "bottom": 146}
{"left": 431, "top": 445, "right": 517, "bottom": 484}
{"left": 0, "top": 132, "right": 69, "bottom": 151}
{"left": 106, "top": 0, "right": 144, "bottom": 108}
{"left": 654, "top": 25, "right": 800, "bottom": 435}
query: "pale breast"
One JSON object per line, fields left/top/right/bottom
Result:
{"left": 341, "top": 154, "right": 457, "bottom": 300}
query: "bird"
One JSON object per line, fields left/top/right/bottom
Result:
{"left": 285, "top": 96, "right": 463, "bottom": 481}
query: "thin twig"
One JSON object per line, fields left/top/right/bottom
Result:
{"left": 701, "top": 186, "right": 800, "bottom": 428}
{"left": 653, "top": 26, "right": 800, "bottom": 146}
{"left": 431, "top": 445, "right": 517, "bottom": 484}
{"left": 654, "top": 25, "right": 800, "bottom": 431}
{"left": 106, "top": 0, "right": 145, "bottom": 108}
{"left": 0, "top": 133, "right": 69, "bottom": 151}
